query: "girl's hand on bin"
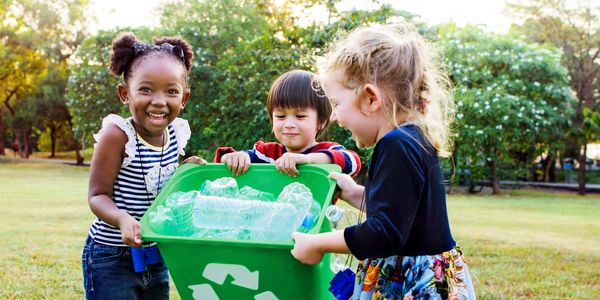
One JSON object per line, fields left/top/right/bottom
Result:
{"left": 291, "top": 232, "right": 324, "bottom": 265}
{"left": 221, "top": 152, "right": 251, "bottom": 176}
{"left": 275, "top": 153, "right": 304, "bottom": 177}
{"left": 328, "top": 172, "right": 361, "bottom": 200}
{"left": 180, "top": 156, "right": 207, "bottom": 165}
{"left": 119, "top": 214, "right": 143, "bottom": 247}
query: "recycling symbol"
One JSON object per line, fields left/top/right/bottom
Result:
{"left": 188, "top": 263, "right": 279, "bottom": 300}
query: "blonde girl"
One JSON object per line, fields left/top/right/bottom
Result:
{"left": 291, "top": 24, "right": 476, "bottom": 300}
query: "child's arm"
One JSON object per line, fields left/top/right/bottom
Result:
{"left": 315, "top": 143, "right": 361, "bottom": 177}
{"left": 291, "top": 230, "right": 351, "bottom": 265}
{"left": 328, "top": 172, "right": 365, "bottom": 209}
{"left": 88, "top": 124, "right": 143, "bottom": 247}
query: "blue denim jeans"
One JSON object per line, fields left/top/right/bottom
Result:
{"left": 82, "top": 236, "right": 169, "bottom": 300}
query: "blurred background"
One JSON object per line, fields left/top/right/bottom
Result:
{"left": 1, "top": 0, "right": 599, "bottom": 194}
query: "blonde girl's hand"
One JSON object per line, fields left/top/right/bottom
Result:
{"left": 221, "top": 152, "right": 251, "bottom": 176}
{"left": 291, "top": 232, "right": 324, "bottom": 265}
{"left": 181, "top": 156, "right": 207, "bottom": 165}
{"left": 328, "top": 172, "right": 365, "bottom": 208}
{"left": 328, "top": 172, "right": 359, "bottom": 197}
{"left": 118, "top": 214, "right": 143, "bottom": 247}
{"left": 275, "top": 153, "right": 306, "bottom": 177}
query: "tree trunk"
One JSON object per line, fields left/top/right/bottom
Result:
{"left": 548, "top": 153, "right": 556, "bottom": 182}
{"left": 0, "top": 110, "right": 5, "bottom": 156}
{"left": 50, "top": 125, "right": 56, "bottom": 158}
{"left": 542, "top": 153, "right": 552, "bottom": 182}
{"left": 578, "top": 144, "right": 587, "bottom": 195}
{"left": 15, "top": 130, "right": 24, "bottom": 158}
{"left": 488, "top": 160, "right": 500, "bottom": 194}
{"left": 24, "top": 127, "right": 32, "bottom": 158}
{"left": 75, "top": 136, "right": 84, "bottom": 165}
{"left": 543, "top": 152, "right": 557, "bottom": 182}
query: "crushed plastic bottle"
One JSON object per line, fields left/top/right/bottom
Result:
{"left": 238, "top": 186, "right": 276, "bottom": 202}
{"left": 298, "top": 200, "right": 322, "bottom": 232}
{"left": 277, "top": 182, "right": 313, "bottom": 216}
{"left": 324, "top": 204, "right": 360, "bottom": 273}
{"left": 200, "top": 177, "right": 238, "bottom": 197}
{"left": 151, "top": 178, "right": 322, "bottom": 241}
{"left": 165, "top": 191, "right": 198, "bottom": 236}
{"left": 192, "top": 195, "right": 301, "bottom": 240}
{"left": 148, "top": 205, "right": 175, "bottom": 235}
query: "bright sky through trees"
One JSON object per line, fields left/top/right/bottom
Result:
{"left": 89, "top": 0, "right": 511, "bottom": 33}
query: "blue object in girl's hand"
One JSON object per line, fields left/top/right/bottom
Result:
{"left": 131, "top": 246, "right": 146, "bottom": 272}
{"left": 131, "top": 246, "right": 164, "bottom": 272}
{"left": 329, "top": 268, "right": 355, "bottom": 300}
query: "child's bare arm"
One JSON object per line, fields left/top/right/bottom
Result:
{"left": 291, "top": 230, "right": 351, "bottom": 265}
{"left": 88, "top": 124, "right": 143, "bottom": 247}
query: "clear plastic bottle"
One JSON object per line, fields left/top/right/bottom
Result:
{"left": 192, "top": 195, "right": 302, "bottom": 240}
{"left": 165, "top": 191, "right": 198, "bottom": 236}
{"left": 200, "top": 177, "right": 239, "bottom": 197}
{"left": 277, "top": 182, "right": 313, "bottom": 217}
{"left": 325, "top": 205, "right": 360, "bottom": 273}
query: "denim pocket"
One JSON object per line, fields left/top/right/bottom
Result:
{"left": 91, "top": 243, "right": 126, "bottom": 267}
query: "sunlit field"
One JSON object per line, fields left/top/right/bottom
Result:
{"left": 0, "top": 157, "right": 598, "bottom": 299}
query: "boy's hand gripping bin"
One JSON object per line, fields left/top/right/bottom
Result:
{"left": 140, "top": 163, "right": 340, "bottom": 300}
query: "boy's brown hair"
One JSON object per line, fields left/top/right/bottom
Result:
{"left": 267, "top": 70, "right": 331, "bottom": 138}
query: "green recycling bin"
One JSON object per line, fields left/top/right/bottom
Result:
{"left": 140, "top": 163, "right": 339, "bottom": 300}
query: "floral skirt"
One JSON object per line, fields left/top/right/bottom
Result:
{"left": 352, "top": 247, "right": 476, "bottom": 300}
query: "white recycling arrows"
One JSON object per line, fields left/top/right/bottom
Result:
{"left": 189, "top": 284, "right": 219, "bottom": 300}
{"left": 188, "top": 263, "right": 279, "bottom": 299}
{"left": 202, "top": 263, "right": 259, "bottom": 290}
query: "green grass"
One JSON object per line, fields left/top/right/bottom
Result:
{"left": 0, "top": 157, "right": 599, "bottom": 299}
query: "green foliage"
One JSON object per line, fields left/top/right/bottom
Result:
{"left": 438, "top": 25, "right": 577, "bottom": 182}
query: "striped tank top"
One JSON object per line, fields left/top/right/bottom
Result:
{"left": 88, "top": 115, "right": 189, "bottom": 247}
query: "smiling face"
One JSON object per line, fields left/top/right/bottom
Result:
{"left": 322, "top": 68, "right": 383, "bottom": 148}
{"left": 118, "top": 53, "right": 189, "bottom": 144}
{"left": 272, "top": 107, "right": 320, "bottom": 153}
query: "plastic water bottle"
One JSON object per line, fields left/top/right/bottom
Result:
{"left": 148, "top": 205, "right": 175, "bottom": 235}
{"left": 200, "top": 177, "right": 239, "bottom": 197}
{"left": 298, "top": 200, "right": 322, "bottom": 232}
{"left": 238, "top": 186, "right": 276, "bottom": 202}
{"left": 277, "top": 182, "right": 313, "bottom": 217}
{"left": 192, "top": 195, "right": 302, "bottom": 240}
{"left": 165, "top": 191, "right": 198, "bottom": 236}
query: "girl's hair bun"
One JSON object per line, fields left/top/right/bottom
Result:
{"left": 153, "top": 37, "right": 194, "bottom": 72}
{"left": 109, "top": 32, "right": 138, "bottom": 76}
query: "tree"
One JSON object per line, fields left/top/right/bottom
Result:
{"left": 0, "top": 1, "right": 47, "bottom": 155}
{"left": 438, "top": 25, "right": 576, "bottom": 194}
{"left": 1, "top": 0, "right": 89, "bottom": 158}
{"left": 507, "top": 0, "right": 600, "bottom": 194}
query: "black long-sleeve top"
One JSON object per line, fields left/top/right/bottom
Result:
{"left": 344, "top": 125, "right": 455, "bottom": 259}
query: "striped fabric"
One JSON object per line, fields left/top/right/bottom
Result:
{"left": 214, "top": 141, "right": 362, "bottom": 177}
{"left": 88, "top": 124, "right": 179, "bottom": 247}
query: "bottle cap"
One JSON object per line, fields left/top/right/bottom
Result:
{"left": 325, "top": 205, "right": 342, "bottom": 223}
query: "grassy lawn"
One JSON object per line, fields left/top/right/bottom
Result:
{"left": 0, "top": 157, "right": 598, "bottom": 299}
